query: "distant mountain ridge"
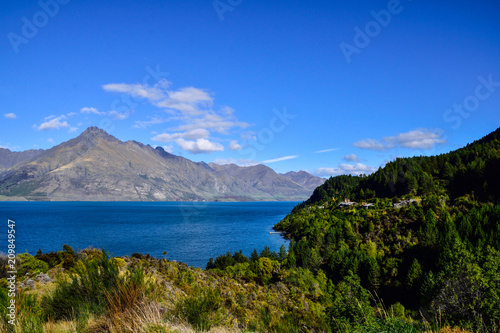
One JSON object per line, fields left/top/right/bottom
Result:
{"left": 0, "top": 127, "right": 325, "bottom": 201}
{"left": 0, "top": 148, "right": 43, "bottom": 172}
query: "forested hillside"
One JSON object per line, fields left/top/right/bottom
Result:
{"left": 306, "top": 127, "right": 500, "bottom": 206}
{"left": 207, "top": 127, "right": 500, "bottom": 331}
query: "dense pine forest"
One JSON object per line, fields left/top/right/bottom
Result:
{"left": 1, "top": 127, "right": 499, "bottom": 332}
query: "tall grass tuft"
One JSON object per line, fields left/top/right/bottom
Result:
{"left": 0, "top": 289, "right": 45, "bottom": 333}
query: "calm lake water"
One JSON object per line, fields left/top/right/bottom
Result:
{"left": 0, "top": 201, "right": 298, "bottom": 268}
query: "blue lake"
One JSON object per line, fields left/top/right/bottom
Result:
{"left": 0, "top": 201, "right": 298, "bottom": 268}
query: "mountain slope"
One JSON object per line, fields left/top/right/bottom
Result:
{"left": 0, "top": 148, "right": 44, "bottom": 172}
{"left": 0, "top": 127, "right": 318, "bottom": 201}
{"left": 281, "top": 170, "right": 326, "bottom": 190}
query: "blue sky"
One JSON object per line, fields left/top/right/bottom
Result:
{"left": 1, "top": 0, "right": 499, "bottom": 177}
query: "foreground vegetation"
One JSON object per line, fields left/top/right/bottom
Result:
{"left": 0, "top": 245, "right": 476, "bottom": 333}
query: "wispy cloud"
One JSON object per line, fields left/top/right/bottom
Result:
{"left": 103, "top": 79, "right": 214, "bottom": 116}
{"left": 4, "top": 113, "right": 17, "bottom": 119}
{"left": 314, "top": 148, "right": 340, "bottom": 153}
{"left": 175, "top": 138, "right": 224, "bottom": 154}
{"left": 80, "top": 107, "right": 129, "bottom": 120}
{"left": 314, "top": 163, "right": 377, "bottom": 177}
{"left": 354, "top": 129, "right": 446, "bottom": 151}
{"left": 80, "top": 107, "right": 105, "bottom": 115}
{"left": 102, "top": 80, "right": 169, "bottom": 101}
{"left": 152, "top": 129, "right": 210, "bottom": 142}
{"left": 105, "top": 79, "right": 249, "bottom": 154}
{"left": 353, "top": 138, "right": 387, "bottom": 151}
{"left": 157, "top": 86, "right": 214, "bottom": 116}
{"left": 261, "top": 155, "right": 299, "bottom": 164}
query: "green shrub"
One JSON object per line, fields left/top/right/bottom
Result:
{"left": 17, "top": 253, "right": 49, "bottom": 276}
{"left": 174, "top": 287, "right": 223, "bottom": 331}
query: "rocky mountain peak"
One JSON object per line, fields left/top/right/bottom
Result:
{"left": 79, "top": 126, "right": 117, "bottom": 140}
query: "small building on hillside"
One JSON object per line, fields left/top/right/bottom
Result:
{"left": 338, "top": 198, "right": 357, "bottom": 207}
{"left": 393, "top": 199, "right": 417, "bottom": 208}
{"left": 361, "top": 202, "right": 374, "bottom": 209}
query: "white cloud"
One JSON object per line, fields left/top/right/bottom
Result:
{"left": 314, "top": 163, "right": 377, "bottom": 177}
{"left": 69, "top": 127, "right": 78, "bottom": 133}
{"left": 175, "top": 138, "right": 224, "bottom": 154}
{"left": 80, "top": 107, "right": 105, "bottom": 115}
{"left": 314, "top": 148, "right": 340, "bottom": 153}
{"left": 228, "top": 140, "right": 242, "bottom": 151}
{"left": 36, "top": 115, "right": 69, "bottom": 131}
{"left": 157, "top": 87, "right": 214, "bottom": 115}
{"left": 354, "top": 129, "right": 446, "bottom": 151}
{"left": 388, "top": 129, "right": 446, "bottom": 149}
{"left": 103, "top": 79, "right": 249, "bottom": 154}
{"left": 344, "top": 154, "right": 360, "bottom": 162}
{"left": 47, "top": 138, "right": 54, "bottom": 143}
{"left": 152, "top": 129, "right": 210, "bottom": 142}
{"left": 4, "top": 113, "right": 17, "bottom": 119}
{"left": 108, "top": 110, "right": 129, "bottom": 120}
{"left": 261, "top": 155, "right": 299, "bottom": 164}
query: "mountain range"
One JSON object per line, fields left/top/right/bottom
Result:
{"left": 0, "top": 127, "right": 324, "bottom": 201}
